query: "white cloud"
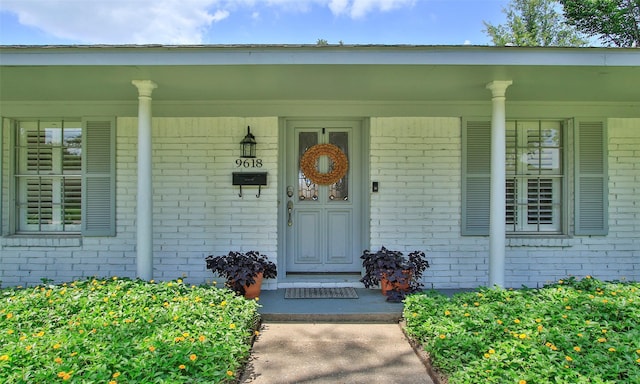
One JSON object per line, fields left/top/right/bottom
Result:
{"left": 329, "top": 0, "right": 415, "bottom": 18}
{"left": 328, "top": 0, "right": 350, "bottom": 16}
{"left": 0, "top": 0, "right": 415, "bottom": 44}
{"left": 212, "top": 9, "right": 231, "bottom": 22}
{"left": 1, "top": 0, "right": 226, "bottom": 44}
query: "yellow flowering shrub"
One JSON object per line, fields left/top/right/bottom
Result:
{"left": 404, "top": 277, "right": 640, "bottom": 383}
{"left": 0, "top": 278, "right": 259, "bottom": 383}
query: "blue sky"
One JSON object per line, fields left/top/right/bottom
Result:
{"left": 0, "top": 0, "right": 510, "bottom": 46}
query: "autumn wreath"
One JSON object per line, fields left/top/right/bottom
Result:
{"left": 300, "top": 144, "right": 349, "bottom": 185}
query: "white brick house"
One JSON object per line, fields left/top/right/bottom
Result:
{"left": 1, "top": 45, "right": 638, "bottom": 289}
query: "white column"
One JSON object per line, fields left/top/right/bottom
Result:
{"left": 132, "top": 80, "right": 157, "bottom": 281}
{"left": 486, "top": 80, "right": 512, "bottom": 288}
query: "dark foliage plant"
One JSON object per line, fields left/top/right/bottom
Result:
{"left": 205, "top": 251, "right": 277, "bottom": 296}
{"left": 360, "top": 246, "right": 430, "bottom": 302}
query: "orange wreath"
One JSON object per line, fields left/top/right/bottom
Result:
{"left": 300, "top": 144, "right": 349, "bottom": 185}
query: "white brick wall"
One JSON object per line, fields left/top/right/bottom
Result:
{"left": 2, "top": 116, "right": 638, "bottom": 289}
{"left": 369, "top": 117, "right": 490, "bottom": 289}
{"left": 0, "top": 117, "right": 279, "bottom": 288}
{"left": 499, "top": 118, "right": 639, "bottom": 287}
{"left": 369, "top": 117, "right": 640, "bottom": 289}
{"left": 124, "top": 117, "right": 279, "bottom": 288}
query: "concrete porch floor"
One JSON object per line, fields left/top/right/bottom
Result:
{"left": 256, "top": 288, "right": 467, "bottom": 323}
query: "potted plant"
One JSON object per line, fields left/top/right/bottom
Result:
{"left": 205, "top": 251, "right": 277, "bottom": 299}
{"left": 360, "top": 246, "right": 430, "bottom": 302}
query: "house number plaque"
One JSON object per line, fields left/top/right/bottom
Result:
{"left": 235, "top": 158, "right": 263, "bottom": 168}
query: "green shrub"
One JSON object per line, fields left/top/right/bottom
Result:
{"left": 404, "top": 277, "right": 640, "bottom": 383}
{"left": 0, "top": 277, "right": 260, "bottom": 383}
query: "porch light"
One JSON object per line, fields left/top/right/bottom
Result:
{"left": 240, "top": 126, "right": 257, "bottom": 158}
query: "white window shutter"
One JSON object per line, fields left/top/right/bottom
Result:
{"left": 462, "top": 120, "right": 491, "bottom": 235}
{"left": 575, "top": 120, "right": 608, "bottom": 235}
{"left": 82, "top": 118, "right": 116, "bottom": 236}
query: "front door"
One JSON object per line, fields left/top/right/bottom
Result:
{"left": 284, "top": 120, "right": 364, "bottom": 273}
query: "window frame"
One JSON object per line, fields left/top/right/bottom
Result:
{"left": 7, "top": 117, "right": 116, "bottom": 237}
{"left": 13, "top": 119, "right": 83, "bottom": 234}
{"left": 505, "top": 120, "right": 566, "bottom": 235}
{"left": 462, "top": 117, "right": 606, "bottom": 237}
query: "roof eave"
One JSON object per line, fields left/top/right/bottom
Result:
{"left": 1, "top": 44, "right": 639, "bottom": 67}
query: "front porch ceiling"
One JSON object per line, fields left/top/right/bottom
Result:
{"left": 1, "top": 45, "right": 639, "bottom": 104}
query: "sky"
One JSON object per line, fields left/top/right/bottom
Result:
{"left": 0, "top": 0, "right": 511, "bottom": 46}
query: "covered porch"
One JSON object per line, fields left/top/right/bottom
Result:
{"left": 1, "top": 45, "right": 638, "bottom": 289}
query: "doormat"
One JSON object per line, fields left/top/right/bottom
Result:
{"left": 285, "top": 287, "right": 358, "bottom": 299}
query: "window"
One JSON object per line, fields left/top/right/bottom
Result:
{"left": 12, "top": 118, "right": 115, "bottom": 236}
{"left": 462, "top": 118, "right": 607, "bottom": 236}
{"left": 506, "top": 121, "right": 563, "bottom": 233}
{"left": 15, "top": 120, "right": 82, "bottom": 232}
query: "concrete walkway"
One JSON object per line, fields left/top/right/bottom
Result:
{"left": 239, "top": 322, "right": 434, "bottom": 384}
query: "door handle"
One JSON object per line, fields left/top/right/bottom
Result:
{"left": 287, "top": 200, "right": 293, "bottom": 227}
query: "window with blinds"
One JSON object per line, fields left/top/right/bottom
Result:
{"left": 506, "top": 120, "right": 563, "bottom": 233}
{"left": 463, "top": 119, "right": 574, "bottom": 236}
{"left": 15, "top": 120, "right": 82, "bottom": 232}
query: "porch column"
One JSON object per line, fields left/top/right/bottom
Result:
{"left": 486, "top": 80, "right": 512, "bottom": 288}
{"left": 132, "top": 80, "right": 157, "bottom": 281}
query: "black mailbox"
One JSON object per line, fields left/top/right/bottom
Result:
{"left": 232, "top": 172, "right": 267, "bottom": 197}
{"left": 232, "top": 172, "right": 267, "bottom": 186}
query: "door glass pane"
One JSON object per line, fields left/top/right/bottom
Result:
{"left": 298, "top": 132, "right": 319, "bottom": 201}
{"left": 328, "top": 132, "right": 349, "bottom": 201}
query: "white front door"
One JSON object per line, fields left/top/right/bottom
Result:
{"left": 284, "top": 119, "right": 365, "bottom": 273}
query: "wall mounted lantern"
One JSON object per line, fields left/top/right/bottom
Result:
{"left": 240, "top": 126, "right": 257, "bottom": 158}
